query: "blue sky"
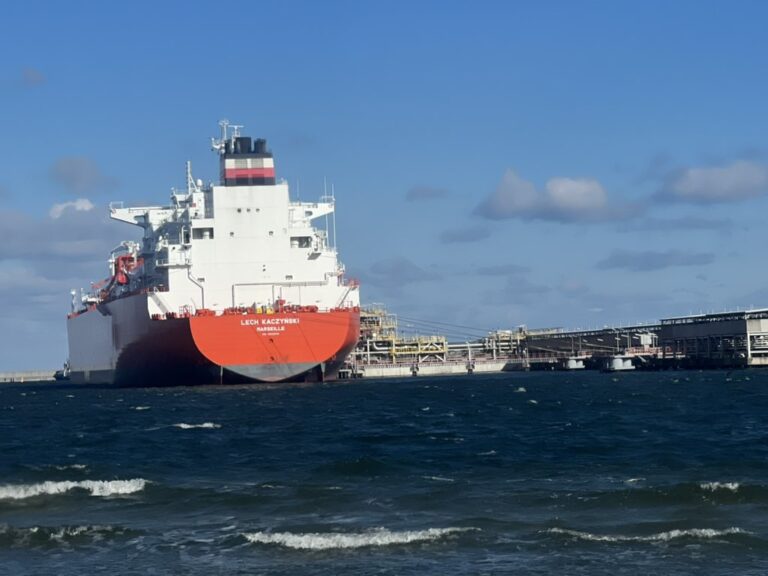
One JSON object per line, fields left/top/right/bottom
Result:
{"left": 1, "top": 1, "right": 768, "bottom": 369}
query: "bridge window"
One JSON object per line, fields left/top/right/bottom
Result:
{"left": 290, "top": 236, "right": 312, "bottom": 248}
{"left": 192, "top": 228, "right": 214, "bottom": 240}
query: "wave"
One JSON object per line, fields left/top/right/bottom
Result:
{"left": 548, "top": 527, "right": 749, "bottom": 543}
{"left": 0, "top": 479, "right": 148, "bottom": 500}
{"left": 173, "top": 422, "right": 221, "bottom": 429}
{"left": 0, "top": 524, "right": 136, "bottom": 548}
{"left": 700, "top": 482, "right": 740, "bottom": 492}
{"left": 54, "top": 464, "right": 88, "bottom": 471}
{"left": 243, "top": 527, "right": 475, "bottom": 550}
{"left": 571, "top": 481, "right": 768, "bottom": 508}
{"left": 23, "top": 463, "right": 88, "bottom": 473}
{"left": 132, "top": 406, "right": 151, "bottom": 411}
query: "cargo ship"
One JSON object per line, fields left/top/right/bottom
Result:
{"left": 66, "top": 121, "right": 360, "bottom": 386}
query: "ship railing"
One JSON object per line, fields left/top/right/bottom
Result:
{"left": 149, "top": 303, "right": 359, "bottom": 321}
{"left": 350, "top": 358, "right": 505, "bottom": 369}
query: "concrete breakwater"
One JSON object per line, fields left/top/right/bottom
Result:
{"left": 0, "top": 370, "right": 57, "bottom": 383}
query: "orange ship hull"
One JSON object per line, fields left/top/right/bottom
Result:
{"left": 189, "top": 309, "right": 360, "bottom": 382}
{"left": 68, "top": 293, "right": 360, "bottom": 386}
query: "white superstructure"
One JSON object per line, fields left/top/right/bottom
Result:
{"left": 104, "top": 120, "right": 359, "bottom": 317}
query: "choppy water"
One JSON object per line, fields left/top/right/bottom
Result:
{"left": 1, "top": 370, "right": 768, "bottom": 575}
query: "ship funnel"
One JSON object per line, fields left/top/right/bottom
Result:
{"left": 234, "top": 136, "right": 252, "bottom": 154}
{"left": 219, "top": 130, "right": 275, "bottom": 186}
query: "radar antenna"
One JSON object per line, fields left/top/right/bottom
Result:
{"left": 211, "top": 118, "right": 245, "bottom": 155}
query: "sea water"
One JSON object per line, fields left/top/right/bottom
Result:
{"left": 1, "top": 370, "right": 767, "bottom": 575}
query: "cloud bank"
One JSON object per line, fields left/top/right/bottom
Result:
{"left": 475, "top": 263, "right": 529, "bottom": 276}
{"left": 364, "top": 257, "right": 440, "bottom": 290}
{"left": 474, "top": 169, "right": 634, "bottom": 223}
{"left": 659, "top": 160, "right": 768, "bottom": 204}
{"left": 439, "top": 226, "right": 490, "bottom": 244}
{"left": 621, "top": 216, "right": 733, "bottom": 233}
{"left": 49, "top": 156, "right": 118, "bottom": 195}
{"left": 0, "top": 201, "right": 134, "bottom": 270}
{"left": 596, "top": 250, "right": 714, "bottom": 272}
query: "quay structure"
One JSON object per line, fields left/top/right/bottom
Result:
{"left": 659, "top": 308, "right": 768, "bottom": 368}
{"left": 344, "top": 307, "right": 768, "bottom": 377}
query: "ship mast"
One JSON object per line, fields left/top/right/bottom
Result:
{"left": 211, "top": 119, "right": 243, "bottom": 155}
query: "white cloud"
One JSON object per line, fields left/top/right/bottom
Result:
{"left": 545, "top": 177, "right": 607, "bottom": 212}
{"left": 661, "top": 160, "right": 768, "bottom": 203}
{"left": 477, "top": 169, "right": 538, "bottom": 217}
{"left": 49, "top": 198, "right": 95, "bottom": 219}
{"left": 474, "top": 169, "right": 632, "bottom": 223}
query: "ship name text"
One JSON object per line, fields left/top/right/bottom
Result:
{"left": 240, "top": 318, "right": 301, "bottom": 326}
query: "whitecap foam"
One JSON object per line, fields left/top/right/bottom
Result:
{"left": 0, "top": 524, "right": 130, "bottom": 545}
{"left": 514, "top": 386, "right": 527, "bottom": 393}
{"left": 478, "top": 450, "right": 497, "bottom": 456}
{"left": 0, "top": 479, "right": 148, "bottom": 500}
{"left": 132, "top": 406, "right": 151, "bottom": 411}
{"left": 527, "top": 399, "right": 538, "bottom": 405}
{"left": 548, "top": 527, "right": 748, "bottom": 543}
{"left": 243, "top": 527, "right": 474, "bottom": 550}
{"left": 700, "top": 482, "right": 740, "bottom": 492}
{"left": 173, "top": 422, "right": 221, "bottom": 429}
{"left": 54, "top": 464, "right": 88, "bottom": 471}
{"left": 48, "top": 524, "right": 128, "bottom": 541}
{"left": 422, "top": 475, "right": 455, "bottom": 482}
